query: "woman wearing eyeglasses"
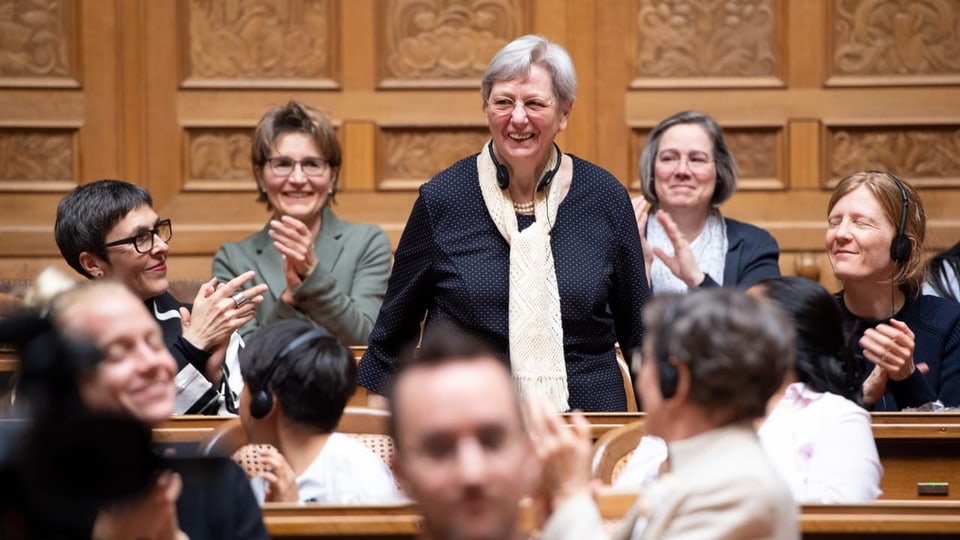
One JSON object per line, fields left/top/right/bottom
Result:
{"left": 54, "top": 179, "right": 268, "bottom": 414}
{"left": 633, "top": 111, "right": 781, "bottom": 294}
{"left": 213, "top": 101, "right": 391, "bottom": 346}
{"left": 358, "top": 35, "right": 650, "bottom": 412}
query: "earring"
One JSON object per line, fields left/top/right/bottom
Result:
{"left": 328, "top": 188, "right": 334, "bottom": 195}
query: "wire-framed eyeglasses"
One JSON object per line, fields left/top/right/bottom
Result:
{"left": 486, "top": 95, "right": 555, "bottom": 117}
{"left": 266, "top": 157, "right": 330, "bottom": 177}
{"left": 656, "top": 153, "right": 714, "bottom": 173}
{"left": 103, "top": 219, "right": 172, "bottom": 253}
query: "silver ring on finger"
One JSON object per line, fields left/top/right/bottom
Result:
{"left": 232, "top": 292, "right": 247, "bottom": 308}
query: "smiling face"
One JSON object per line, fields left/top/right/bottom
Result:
{"left": 826, "top": 184, "right": 898, "bottom": 285}
{"left": 259, "top": 131, "right": 336, "bottom": 228}
{"left": 86, "top": 205, "right": 169, "bottom": 301}
{"left": 653, "top": 123, "right": 717, "bottom": 215}
{"left": 393, "top": 359, "right": 533, "bottom": 540}
{"left": 62, "top": 286, "right": 177, "bottom": 426}
{"left": 485, "top": 64, "right": 570, "bottom": 175}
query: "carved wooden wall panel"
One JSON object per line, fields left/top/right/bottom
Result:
{"left": 827, "top": 125, "right": 960, "bottom": 186}
{"left": 379, "top": 0, "right": 526, "bottom": 87}
{"left": 182, "top": 0, "right": 338, "bottom": 87}
{"left": 829, "top": 0, "right": 960, "bottom": 85}
{"left": 184, "top": 128, "right": 255, "bottom": 189}
{"left": 379, "top": 127, "right": 489, "bottom": 189}
{"left": 632, "top": 0, "right": 783, "bottom": 87}
{"left": 0, "top": 0, "right": 76, "bottom": 86}
{"left": 0, "top": 129, "right": 75, "bottom": 188}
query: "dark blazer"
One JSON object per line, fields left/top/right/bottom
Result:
{"left": 702, "top": 217, "right": 781, "bottom": 288}
{"left": 644, "top": 215, "right": 781, "bottom": 290}
{"left": 359, "top": 154, "right": 650, "bottom": 411}
{"left": 213, "top": 206, "right": 391, "bottom": 345}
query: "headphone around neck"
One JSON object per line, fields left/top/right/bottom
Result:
{"left": 488, "top": 141, "right": 562, "bottom": 192}
{"left": 875, "top": 171, "right": 912, "bottom": 264}
{"left": 249, "top": 328, "right": 328, "bottom": 419}
{"left": 654, "top": 301, "right": 681, "bottom": 399}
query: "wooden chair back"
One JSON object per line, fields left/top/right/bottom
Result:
{"left": 591, "top": 420, "right": 645, "bottom": 484}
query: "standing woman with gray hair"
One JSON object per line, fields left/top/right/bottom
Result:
{"left": 633, "top": 111, "right": 780, "bottom": 293}
{"left": 358, "top": 34, "right": 650, "bottom": 412}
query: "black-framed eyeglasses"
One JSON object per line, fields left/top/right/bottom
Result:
{"left": 102, "top": 219, "right": 172, "bottom": 253}
{"left": 266, "top": 157, "right": 330, "bottom": 177}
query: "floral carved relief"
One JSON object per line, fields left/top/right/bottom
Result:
{"left": 634, "top": 0, "right": 778, "bottom": 79}
{"left": 0, "top": 130, "right": 73, "bottom": 181}
{"left": 725, "top": 129, "right": 778, "bottom": 179}
{"left": 829, "top": 127, "right": 960, "bottom": 180}
{"left": 186, "top": 0, "right": 332, "bottom": 82}
{"left": 0, "top": 0, "right": 72, "bottom": 80}
{"left": 187, "top": 129, "right": 254, "bottom": 181}
{"left": 382, "top": 0, "right": 521, "bottom": 83}
{"left": 832, "top": 0, "right": 960, "bottom": 79}
{"left": 383, "top": 129, "right": 489, "bottom": 182}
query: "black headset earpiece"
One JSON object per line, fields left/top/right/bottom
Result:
{"left": 876, "top": 171, "right": 911, "bottom": 264}
{"left": 487, "top": 141, "right": 562, "bottom": 192}
{"left": 249, "top": 328, "right": 327, "bottom": 419}
{"left": 654, "top": 301, "right": 680, "bottom": 399}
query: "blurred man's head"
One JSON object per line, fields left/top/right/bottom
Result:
{"left": 50, "top": 281, "right": 176, "bottom": 426}
{"left": 389, "top": 326, "right": 534, "bottom": 540}
{"left": 637, "top": 288, "right": 793, "bottom": 441}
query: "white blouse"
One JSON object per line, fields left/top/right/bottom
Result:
{"left": 616, "top": 382, "right": 883, "bottom": 503}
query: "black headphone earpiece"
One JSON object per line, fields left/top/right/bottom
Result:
{"left": 487, "top": 141, "right": 562, "bottom": 192}
{"left": 884, "top": 172, "right": 912, "bottom": 264}
{"left": 249, "top": 328, "right": 327, "bottom": 420}
{"left": 654, "top": 301, "right": 680, "bottom": 399}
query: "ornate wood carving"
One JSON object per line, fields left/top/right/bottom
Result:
{"left": 828, "top": 126, "right": 960, "bottom": 185}
{"left": 0, "top": 0, "right": 74, "bottom": 85}
{"left": 725, "top": 128, "right": 779, "bottom": 181}
{"left": 831, "top": 0, "right": 960, "bottom": 83}
{"left": 186, "top": 128, "right": 254, "bottom": 183}
{"left": 633, "top": 0, "right": 780, "bottom": 85}
{"left": 0, "top": 129, "right": 73, "bottom": 183}
{"left": 184, "top": 0, "right": 336, "bottom": 86}
{"left": 380, "top": 128, "right": 489, "bottom": 189}
{"left": 380, "top": 0, "right": 524, "bottom": 87}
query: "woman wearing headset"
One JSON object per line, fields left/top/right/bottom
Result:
{"left": 826, "top": 170, "right": 960, "bottom": 410}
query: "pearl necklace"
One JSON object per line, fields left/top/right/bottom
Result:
{"left": 512, "top": 200, "right": 535, "bottom": 215}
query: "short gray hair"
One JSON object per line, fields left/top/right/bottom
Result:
{"left": 642, "top": 288, "right": 792, "bottom": 421}
{"left": 481, "top": 34, "right": 577, "bottom": 110}
{"left": 639, "top": 111, "right": 739, "bottom": 207}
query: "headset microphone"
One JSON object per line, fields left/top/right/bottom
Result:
{"left": 249, "top": 328, "right": 328, "bottom": 419}
{"left": 488, "top": 141, "right": 562, "bottom": 192}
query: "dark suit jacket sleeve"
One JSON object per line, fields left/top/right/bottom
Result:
{"left": 700, "top": 219, "right": 780, "bottom": 289}
{"left": 174, "top": 457, "right": 269, "bottom": 540}
{"left": 357, "top": 193, "right": 435, "bottom": 396}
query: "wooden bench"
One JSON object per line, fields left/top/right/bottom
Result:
{"left": 258, "top": 495, "right": 960, "bottom": 539}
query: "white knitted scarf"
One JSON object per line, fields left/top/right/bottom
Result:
{"left": 648, "top": 208, "right": 728, "bottom": 294}
{"left": 477, "top": 142, "right": 569, "bottom": 412}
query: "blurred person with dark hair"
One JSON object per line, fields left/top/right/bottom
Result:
{"left": 238, "top": 319, "right": 397, "bottom": 503}
{"left": 826, "top": 171, "right": 960, "bottom": 410}
{"left": 55, "top": 179, "right": 268, "bottom": 414}
{"left": 530, "top": 289, "right": 797, "bottom": 539}
{"left": 6, "top": 280, "right": 268, "bottom": 539}
{"left": 924, "top": 241, "right": 960, "bottom": 302}
{"left": 214, "top": 101, "right": 391, "bottom": 346}
{"left": 751, "top": 276, "right": 881, "bottom": 502}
